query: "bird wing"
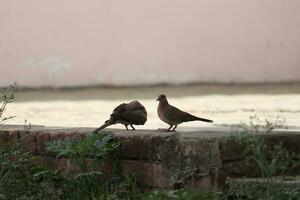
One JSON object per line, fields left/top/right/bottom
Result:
{"left": 164, "top": 105, "right": 198, "bottom": 124}
{"left": 112, "top": 103, "right": 127, "bottom": 113}
{"left": 119, "top": 110, "right": 147, "bottom": 125}
{"left": 111, "top": 101, "right": 147, "bottom": 125}
{"left": 126, "top": 101, "right": 147, "bottom": 113}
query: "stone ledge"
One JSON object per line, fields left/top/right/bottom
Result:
{"left": 0, "top": 125, "right": 300, "bottom": 191}
{"left": 230, "top": 176, "right": 300, "bottom": 188}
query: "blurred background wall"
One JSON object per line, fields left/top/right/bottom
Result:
{"left": 1, "top": 0, "right": 300, "bottom": 88}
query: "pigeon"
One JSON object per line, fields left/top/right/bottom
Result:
{"left": 93, "top": 100, "right": 147, "bottom": 133}
{"left": 156, "top": 94, "right": 213, "bottom": 131}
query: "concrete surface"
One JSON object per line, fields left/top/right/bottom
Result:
{"left": 4, "top": 93, "right": 300, "bottom": 128}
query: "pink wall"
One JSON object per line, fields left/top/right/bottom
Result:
{"left": 1, "top": 0, "right": 300, "bottom": 87}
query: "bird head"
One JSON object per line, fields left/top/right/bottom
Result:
{"left": 156, "top": 94, "right": 168, "bottom": 103}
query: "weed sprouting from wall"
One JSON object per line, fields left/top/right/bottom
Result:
{"left": 46, "top": 133, "right": 137, "bottom": 199}
{"left": 0, "top": 83, "right": 17, "bottom": 125}
{"left": 0, "top": 136, "right": 60, "bottom": 199}
{"left": 0, "top": 132, "right": 142, "bottom": 199}
{"left": 223, "top": 116, "right": 300, "bottom": 200}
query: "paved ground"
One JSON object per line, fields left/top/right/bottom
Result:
{"left": 3, "top": 84, "right": 300, "bottom": 129}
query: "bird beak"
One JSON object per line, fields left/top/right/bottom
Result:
{"left": 156, "top": 98, "right": 159, "bottom": 101}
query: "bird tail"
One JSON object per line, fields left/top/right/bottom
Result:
{"left": 195, "top": 117, "right": 213, "bottom": 123}
{"left": 92, "top": 121, "right": 113, "bottom": 134}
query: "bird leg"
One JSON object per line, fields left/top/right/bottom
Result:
{"left": 125, "top": 124, "right": 129, "bottom": 130}
{"left": 167, "top": 125, "right": 173, "bottom": 131}
{"left": 130, "top": 124, "right": 136, "bottom": 130}
{"left": 171, "top": 125, "right": 177, "bottom": 132}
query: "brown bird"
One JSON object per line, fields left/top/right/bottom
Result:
{"left": 157, "top": 94, "right": 213, "bottom": 131}
{"left": 93, "top": 100, "right": 147, "bottom": 133}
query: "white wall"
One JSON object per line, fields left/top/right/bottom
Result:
{"left": 1, "top": 0, "right": 300, "bottom": 87}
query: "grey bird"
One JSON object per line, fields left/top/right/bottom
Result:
{"left": 157, "top": 94, "right": 213, "bottom": 131}
{"left": 93, "top": 100, "right": 147, "bottom": 133}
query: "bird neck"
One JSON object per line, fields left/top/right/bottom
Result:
{"left": 159, "top": 99, "right": 169, "bottom": 106}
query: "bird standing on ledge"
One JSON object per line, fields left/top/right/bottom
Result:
{"left": 156, "top": 94, "right": 213, "bottom": 131}
{"left": 93, "top": 100, "right": 147, "bottom": 133}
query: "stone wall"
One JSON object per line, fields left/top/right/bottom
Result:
{"left": 0, "top": 125, "right": 300, "bottom": 191}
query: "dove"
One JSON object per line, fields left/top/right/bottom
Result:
{"left": 93, "top": 100, "right": 147, "bottom": 133}
{"left": 156, "top": 94, "right": 213, "bottom": 131}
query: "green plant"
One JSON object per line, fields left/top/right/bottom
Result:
{"left": 223, "top": 116, "right": 300, "bottom": 200}
{"left": 0, "top": 136, "right": 61, "bottom": 199}
{"left": 239, "top": 133, "right": 298, "bottom": 180}
{"left": 47, "top": 133, "right": 143, "bottom": 200}
{"left": 0, "top": 83, "right": 17, "bottom": 125}
{"left": 47, "top": 133, "right": 120, "bottom": 172}
{"left": 0, "top": 83, "right": 60, "bottom": 199}
{"left": 0, "top": 131, "right": 142, "bottom": 199}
